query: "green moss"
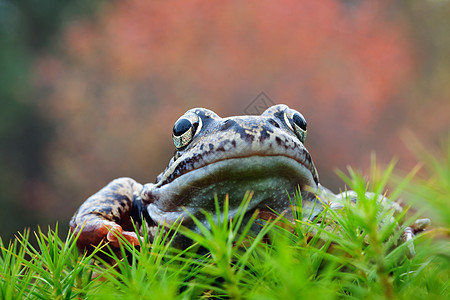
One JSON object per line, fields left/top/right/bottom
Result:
{"left": 1, "top": 142, "right": 449, "bottom": 299}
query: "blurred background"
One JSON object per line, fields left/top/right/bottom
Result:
{"left": 0, "top": 0, "right": 449, "bottom": 242}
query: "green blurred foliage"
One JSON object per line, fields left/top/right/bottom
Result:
{"left": 0, "top": 0, "right": 103, "bottom": 240}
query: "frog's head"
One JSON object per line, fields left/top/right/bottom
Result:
{"left": 142, "top": 104, "right": 319, "bottom": 230}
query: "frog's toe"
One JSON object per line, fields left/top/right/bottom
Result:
{"left": 401, "top": 226, "right": 416, "bottom": 258}
{"left": 401, "top": 218, "right": 431, "bottom": 258}
{"left": 106, "top": 224, "right": 141, "bottom": 248}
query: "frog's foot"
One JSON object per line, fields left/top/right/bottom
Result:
{"left": 402, "top": 218, "right": 431, "bottom": 258}
{"left": 71, "top": 219, "right": 142, "bottom": 250}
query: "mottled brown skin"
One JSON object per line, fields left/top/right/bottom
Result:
{"left": 70, "top": 178, "right": 144, "bottom": 249}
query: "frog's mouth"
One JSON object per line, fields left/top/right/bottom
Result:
{"left": 143, "top": 155, "right": 320, "bottom": 227}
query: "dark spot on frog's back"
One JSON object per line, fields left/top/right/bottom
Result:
{"left": 232, "top": 124, "right": 254, "bottom": 143}
{"left": 109, "top": 183, "right": 120, "bottom": 191}
{"left": 215, "top": 139, "right": 234, "bottom": 153}
{"left": 275, "top": 136, "right": 283, "bottom": 146}
{"left": 220, "top": 119, "right": 237, "bottom": 131}
{"left": 258, "top": 125, "right": 273, "bottom": 142}
{"left": 304, "top": 152, "right": 312, "bottom": 164}
{"left": 102, "top": 192, "right": 129, "bottom": 204}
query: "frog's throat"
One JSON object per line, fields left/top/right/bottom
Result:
{"left": 143, "top": 155, "right": 318, "bottom": 226}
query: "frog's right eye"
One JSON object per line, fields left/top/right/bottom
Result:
{"left": 283, "top": 109, "right": 307, "bottom": 143}
{"left": 172, "top": 112, "right": 202, "bottom": 149}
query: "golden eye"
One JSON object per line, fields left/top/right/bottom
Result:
{"left": 172, "top": 112, "right": 202, "bottom": 149}
{"left": 283, "top": 109, "right": 307, "bottom": 143}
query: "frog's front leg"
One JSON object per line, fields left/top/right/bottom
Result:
{"left": 70, "top": 177, "right": 146, "bottom": 250}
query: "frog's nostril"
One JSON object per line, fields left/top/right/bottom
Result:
{"left": 268, "top": 119, "right": 280, "bottom": 128}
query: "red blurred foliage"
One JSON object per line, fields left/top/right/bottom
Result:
{"left": 32, "top": 0, "right": 448, "bottom": 218}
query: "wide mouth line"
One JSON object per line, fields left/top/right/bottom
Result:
{"left": 160, "top": 154, "right": 318, "bottom": 187}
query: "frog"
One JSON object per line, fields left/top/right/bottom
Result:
{"left": 70, "top": 104, "right": 429, "bottom": 253}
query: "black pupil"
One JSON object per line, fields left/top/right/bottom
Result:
{"left": 292, "top": 113, "right": 307, "bottom": 131}
{"left": 173, "top": 118, "right": 192, "bottom": 136}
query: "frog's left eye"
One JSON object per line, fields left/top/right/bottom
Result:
{"left": 172, "top": 112, "right": 202, "bottom": 149}
{"left": 284, "top": 109, "right": 307, "bottom": 143}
